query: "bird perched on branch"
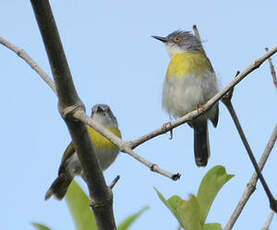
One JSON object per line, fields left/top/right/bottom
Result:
{"left": 45, "top": 104, "right": 121, "bottom": 200}
{"left": 153, "top": 30, "right": 219, "bottom": 167}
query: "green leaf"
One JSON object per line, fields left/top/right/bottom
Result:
{"left": 117, "top": 206, "right": 149, "bottom": 230}
{"left": 197, "top": 166, "right": 234, "bottom": 224}
{"left": 65, "top": 180, "right": 97, "bottom": 230}
{"left": 155, "top": 188, "right": 202, "bottom": 230}
{"left": 32, "top": 223, "right": 52, "bottom": 230}
{"left": 203, "top": 223, "right": 222, "bottom": 230}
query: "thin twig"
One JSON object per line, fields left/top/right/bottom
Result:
{"left": 109, "top": 176, "right": 120, "bottom": 190}
{"left": 0, "top": 37, "right": 56, "bottom": 94}
{"left": 261, "top": 209, "right": 275, "bottom": 230}
{"left": 265, "top": 47, "right": 277, "bottom": 89}
{"left": 224, "top": 125, "right": 277, "bottom": 230}
{"left": 193, "top": 25, "right": 201, "bottom": 41}
{"left": 124, "top": 148, "right": 181, "bottom": 181}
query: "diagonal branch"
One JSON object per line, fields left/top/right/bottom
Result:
{"left": 30, "top": 1, "right": 116, "bottom": 229}
{"left": 261, "top": 208, "right": 275, "bottom": 230}
{"left": 73, "top": 110, "right": 180, "bottom": 180}
{"left": 0, "top": 37, "right": 56, "bottom": 94}
{"left": 265, "top": 47, "right": 277, "bottom": 89}
{"left": 224, "top": 125, "right": 277, "bottom": 230}
{"left": 222, "top": 89, "right": 277, "bottom": 210}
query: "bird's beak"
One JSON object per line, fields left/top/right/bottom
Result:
{"left": 152, "top": 35, "right": 168, "bottom": 43}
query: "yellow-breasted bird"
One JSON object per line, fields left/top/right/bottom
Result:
{"left": 45, "top": 104, "right": 121, "bottom": 200}
{"left": 153, "top": 30, "right": 219, "bottom": 167}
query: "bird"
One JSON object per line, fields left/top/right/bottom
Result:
{"left": 45, "top": 104, "right": 121, "bottom": 200}
{"left": 152, "top": 30, "right": 219, "bottom": 167}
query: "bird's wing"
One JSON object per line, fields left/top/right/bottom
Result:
{"left": 58, "top": 142, "right": 76, "bottom": 175}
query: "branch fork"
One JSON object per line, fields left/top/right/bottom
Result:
{"left": 60, "top": 104, "right": 85, "bottom": 120}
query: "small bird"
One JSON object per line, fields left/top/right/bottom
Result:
{"left": 45, "top": 104, "right": 121, "bottom": 200}
{"left": 153, "top": 30, "right": 219, "bottom": 167}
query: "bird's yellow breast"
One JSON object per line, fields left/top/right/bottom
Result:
{"left": 166, "top": 52, "right": 213, "bottom": 79}
{"left": 88, "top": 126, "right": 121, "bottom": 150}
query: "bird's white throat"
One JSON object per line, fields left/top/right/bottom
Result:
{"left": 165, "top": 43, "right": 185, "bottom": 57}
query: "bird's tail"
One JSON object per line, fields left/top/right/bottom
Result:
{"left": 45, "top": 173, "right": 73, "bottom": 200}
{"left": 193, "top": 120, "right": 210, "bottom": 167}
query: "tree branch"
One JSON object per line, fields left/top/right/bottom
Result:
{"left": 73, "top": 110, "right": 181, "bottom": 180}
{"left": 109, "top": 176, "right": 120, "bottom": 190}
{"left": 261, "top": 208, "right": 275, "bottom": 230}
{"left": 222, "top": 72, "right": 277, "bottom": 212}
{"left": 224, "top": 125, "right": 277, "bottom": 230}
{"left": 30, "top": 1, "right": 116, "bottom": 229}
{"left": 193, "top": 25, "right": 201, "bottom": 41}
{"left": 265, "top": 47, "right": 277, "bottom": 89}
{"left": 0, "top": 37, "right": 56, "bottom": 94}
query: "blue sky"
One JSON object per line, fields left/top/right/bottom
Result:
{"left": 1, "top": 1, "right": 277, "bottom": 229}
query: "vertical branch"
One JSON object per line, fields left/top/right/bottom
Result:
{"left": 265, "top": 47, "right": 277, "bottom": 88}
{"left": 30, "top": 1, "right": 116, "bottom": 229}
{"left": 193, "top": 25, "right": 201, "bottom": 41}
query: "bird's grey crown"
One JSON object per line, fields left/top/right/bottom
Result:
{"left": 91, "top": 104, "right": 118, "bottom": 127}
{"left": 167, "top": 30, "right": 203, "bottom": 52}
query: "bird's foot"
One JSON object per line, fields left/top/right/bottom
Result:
{"left": 196, "top": 104, "right": 208, "bottom": 119}
{"left": 196, "top": 104, "right": 204, "bottom": 111}
{"left": 162, "top": 122, "right": 173, "bottom": 140}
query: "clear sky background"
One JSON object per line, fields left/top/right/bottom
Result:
{"left": 1, "top": 1, "right": 277, "bottom": 229}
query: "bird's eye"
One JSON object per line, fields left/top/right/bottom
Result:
{"left": 174, "top": 35, "right": 182, "bottom": 43}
